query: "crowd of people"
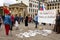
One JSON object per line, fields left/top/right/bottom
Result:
{"left": 0, "top": 4, "right": 39, "bottom": 36}
{"left": 0, "top": 13, "right": 39, "bottom": 36}
{"left": 0, "top": 4, "right": 60, "bottom": 37}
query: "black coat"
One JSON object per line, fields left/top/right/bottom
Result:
{"left": 25, "top": 16, "right": 28, "bottom": 26}
{"left": 54, "top": 15, "right": 60, "bottom": 33}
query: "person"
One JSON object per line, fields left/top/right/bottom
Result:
{"left": 14, "top": 14, "right": 19, "bottom": 24}
{"left": 3, "top": 5, "right": 12, "bottom": 36}
{"left": 54, "top": 13, "right": 60, "bottom": 34}
{"left": 34, "top": 14, "right": 38, "bottom": 28}
{"left": 11, "top": 14, "right": 14, "bottom": 27}
{"left": 14, "top": 14, "right": 19, "bottom": 30}
{"left": 4, "top": 14, "right": 11, "bottom": 35}
{"left": 15, "top": 20, "right": 19, "bottom": 30}
{"left": 19, "top": 16, "right": 23, "bottom": 23}
{"left": 0, "top": 14, "right": 2, "bottom": 28}
{"left": 25, "top": 16, "right": 28, "bottom": 26}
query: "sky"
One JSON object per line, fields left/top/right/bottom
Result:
{"left": 0, "top": 0, "right": 16, "bottom": 6}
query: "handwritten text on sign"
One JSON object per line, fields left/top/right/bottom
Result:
{"left": 38, "top": 10, "right": 57, "bottom": 24}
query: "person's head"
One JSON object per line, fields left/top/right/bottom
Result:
{"left": 35, "top": 14, "right": 37, "bottom": 16}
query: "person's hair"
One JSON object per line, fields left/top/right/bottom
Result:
{"left": 35, "top": 14, "right": 37, "bottom": 15}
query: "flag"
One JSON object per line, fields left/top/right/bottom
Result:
{"left": 40, "top": 3, "right": 45, "bottom": 11}
{"left": 38, "top": 1, "right": 40, "bottom": 10}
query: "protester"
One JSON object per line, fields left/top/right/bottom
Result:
{"left": 3, "top": 5, "right": 12, "bottom": 36}
{"left": 25, "top": 16, "right": 28, "bottom": 26}
{"left": 54, "top": 13, "right": 60, "bottom": 34}
{"left": 4, "top": 14, "right": 11, "bottom": 35}
{"left": 34, "top": 14, "right": 38, "bottom": 28}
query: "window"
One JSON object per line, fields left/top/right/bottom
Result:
{"left": 29, "top": 3, "right": 32, "bottom": 7}
{"left": 58, "top": 3, "right": 59, "bottom": 5}
{"left": 50, "top": 4, "right": 51, "bottom": 6}
{"left": 52, "top": 7, "right": 54, "bottom": 9}
{"left": 29, "top": 8, "right": 30, "bottom": 12}
{"left": 55, "top": 7, "right": 56, "bottom": 9}
{"left": 16, "top": 7, "right": 18, "bottom": 10}
{"left": 35, "top": 10, "right": 36, "bottom": 12}
{"left": 33, "top": 5, "right": 34, "bottom": 7}
{"left": 12, "top": 7, "right": 14, "bottom": 10}
{"left": 31, "top": 9, "right": 32, "bottom": 12}
{"left": 55, "top": 3, "right": 57, "bottom": 6}
{"left": 35, "top": 5, "right": 36, "bottom": 8}
{"left": 47, "top": 4, "right": 49, "bottom": 6}
{"left": 47, "top": 7, "right": 49, "bottom": 10}
{"left": 50, "top": 7, "right": 51, "bottom": 9}
{"left": 9, "top": 8, "right": 11, "bottom": 10}
{"left": 58, "top": 6, "right": 59, "bottom": 9}
{"left": 33, "top": 9, "right": 34, "bottom": 12}
{"left": 52, "top": 4, "right": 54, "bottom": 6}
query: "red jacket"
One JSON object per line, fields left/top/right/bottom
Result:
{"left": 3, "top": 7, "right": 10, "bottom": 14}
{"left": 11, "top": 15, "right": 14, "bottom": 22}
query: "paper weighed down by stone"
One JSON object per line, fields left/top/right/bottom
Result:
{"left": 16, "top": 29, "right": 52, "bottom": 38}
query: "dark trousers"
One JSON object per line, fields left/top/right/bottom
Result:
{"left": 0, "top": 23, "right": 1, "bottom": 28}
{"left": 35, "top": 21, "right": 38, "bottom": 28}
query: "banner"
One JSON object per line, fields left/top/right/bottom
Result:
{"left": 38, "top": 10, "right": 57, "bottom": 24}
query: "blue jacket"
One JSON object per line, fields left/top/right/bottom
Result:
{"left": 34, "top": 15, "right": 38, "bottom": 22}
{"left": 15, "top": 16, "right": 19, "bottom": 21}
{"left": 4, "top": 15, "right": 11, "bottom": 25}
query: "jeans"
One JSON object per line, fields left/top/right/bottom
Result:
{"left": 35, "top": 21, "right": 38, "bottom": 28}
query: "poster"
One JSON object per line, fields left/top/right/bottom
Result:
{"left": 38, "top": 10, "right": 57, "bottom": 24}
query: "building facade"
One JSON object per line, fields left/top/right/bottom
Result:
{"left": 16, "top": 0, "right": 39, "bottom": 17}
{"left": 44, "top": 0, "right": 60, "bottom": 13}
{"left": 9, "top": 2, "right": 28, "bottom": 17}
{"left": 0, "top": 2, "right": 28, "bottom": 17}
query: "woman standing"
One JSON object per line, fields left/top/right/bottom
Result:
{"left": 54, "top": 13, "right": 60, "bottom": 34}
{"left": 25, "top": 16, "right": 28, "bottom": 26}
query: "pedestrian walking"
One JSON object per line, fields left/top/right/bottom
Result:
{"left": 11, "top": 14, "right": 14, "bottom": 27}
{"left": 3, "top": 5, "right": 11, "bottom": 36}
{"left": 14, "top": 14, "right": 19, "bottom": 24}
{"left": 15, "top": 20, "right": 19, "bottom": 30}
{"left": 25, "top": 16, "right": 28, "bottom": 26}
{"left": 4, "top": 14, "right": 11, "bottom": 35}
{"left": 14, "top": 14, "right": 19, "bottom": 30}
{"left": 34, "top": 14, "right": 38, "bottom": 28}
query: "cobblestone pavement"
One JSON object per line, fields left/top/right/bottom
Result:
{"left": 0, "top": 23, "right": 60, "bottom": 40}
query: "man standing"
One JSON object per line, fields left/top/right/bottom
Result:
{"left": 34, "top": 14, "right": 38, "bottom": 28}
{"left": 3, "top": 4, "right": 11, "bottom": 36}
